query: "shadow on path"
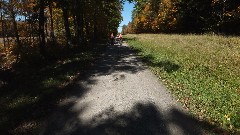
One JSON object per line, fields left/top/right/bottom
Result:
{"left": 40, "top": 44, "right": 225, "bottom": 135}
{"left": 41, "top": 102, "right": 218, "bottom": 135}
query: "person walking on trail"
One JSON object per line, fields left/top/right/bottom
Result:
{"left": 119, "top": 33, "right": 123, "bottom": 46}
{"left": 110, "top": 33, "right": 114, "bottom": 46}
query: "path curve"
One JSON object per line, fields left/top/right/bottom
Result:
{"left": 40, "top": 43, "right": 207, "bottom": 135}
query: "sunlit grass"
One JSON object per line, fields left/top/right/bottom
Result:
{"left": 125, "top": 34, "right": 240, "bottom": 133}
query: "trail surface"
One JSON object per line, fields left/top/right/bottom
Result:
{"left": 41, "top": 43, "right": 207, "bottom": 135}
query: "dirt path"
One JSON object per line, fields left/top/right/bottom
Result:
{"left": 40, "top": 43, "right": 208, "bottom": 135}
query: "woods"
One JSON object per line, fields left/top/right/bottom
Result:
{"left": 0, "top": 1, "right": 125, "bottom": 134}
{"left": 0, "top": 0, "right": 124, "bottom": 65}
{"left": 122, "top": 0, "right": 240, "bottom": 34}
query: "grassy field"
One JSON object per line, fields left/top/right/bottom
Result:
{"left": 125, "top": 34, "right": 240, "bottom": 133}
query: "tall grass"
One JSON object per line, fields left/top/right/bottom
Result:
{"left": 126, "top": 34, "right": 240, "bottom": 133}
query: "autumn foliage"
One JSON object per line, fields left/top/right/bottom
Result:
{"left": 0, "top": 0, "right": 124, "bottom": 68}
{"left": 123, "top": 0, "right": 240, "bottom": 34}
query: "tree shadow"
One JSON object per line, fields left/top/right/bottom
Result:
{"left": 0, "top": 46, "right": 105, "bottom": 134}
{"left": 123, "top": 37, "right": 136, "bottom": 42}
{"left": 154, "top": 60, "right": 180, "bottom": 73}
{"left": 0, "top": 44, "right": 226, "bottom": 135}
{"left": 0, "top": 44, "right": 147, "bottom": 134}
{"left": 88, "top": 45, "right": 147, "bottom": 76}
{"left": 169, "top": 108, "right": 226, "bottom": 135}
{"left": 41, "top": 102, "right": 224, "bottom": 135}
{"left": 39, "top": 46, "right": 224, "bottom": 134}
{"left": 140, "top": 54, "right": 180, "bottom": 73}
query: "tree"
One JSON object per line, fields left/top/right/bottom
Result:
{"left": 38, "top": 0, "right": 46, "bottom": 55}
{"left": 59, "top": 0, "right": 72, "bottom": 45}
{"left": 0, "top": 0, "right": 130, "bottom": 58}
{"left": 128, "top": 0, "right": 240, "bottom": 34}
{"left": 0, "top": 0, "right": 6, "bottom": 48}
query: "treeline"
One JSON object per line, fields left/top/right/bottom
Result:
{"left": 122, "top": 0, "right": 240, "bottom": 34}
{"left": 0, "top": 0, "right": 124, "bottom": 56}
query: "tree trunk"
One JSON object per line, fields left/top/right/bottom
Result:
{"left": 78, "top": 0, "right": 84, "bottom": 45}
{"left": 76, "top": 13, "right": 82, "bottom": 45}
{"left": 73, "top": 0, "right": 86, "bottom": 45}
{"left": 5, "top": 21, "right": 9, "bottom": 47}
{"left": 61, "top": 2, "right": 71, "bottom": 46}
{"left": 30, "top": 21, "right": 34, "bottom": 43}
{"left": 93, "top": 9, "right": 97, "bottom": 44}
{"left": 39, "top": 0, "right": 46, "bottom": 55}
{"left": 73, "top": 15, "right": 77, "bottom": 37}
{"left": 49, "top": 1, "right": 55, "bottom": 45}
{"left": 1, "top": 10, "right": 6, "bottom": 48}
{"left": 85, "top": 18, "right": 89, "bottom": 38}
{"left": 45, "top": 22, "right": 48, "bottom": 37}
{"left": 9, "top": 1, "right": 21, "bottom": 53}
{"left": 73, "top": 1, "right": 80, "bottom": 45}
{"left": 28, "top": 15, "right": 32, "bottom": 44}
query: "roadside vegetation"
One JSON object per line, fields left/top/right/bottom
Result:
{"left": 0, "top": 44, "right": 107, "bottom": 134}
{"left": 125, "top": 34, "right": 240, "bottom": 133}
{"left": 0, "top": 0, "right": 121, "bottom": 133}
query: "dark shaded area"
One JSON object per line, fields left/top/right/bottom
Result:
{"left": 41, "top": 102, "right": 224, "bottom": 135}
{"left": 0, "top": 42, "right": 227, "bottom": 134}
{"left": 0, "top": 42, "right": 147, "bottom": 134}
{"left": 42, "top": 103, "right": 169, "bottom": 135}
{"left": 141, "top": 54, "right": 180, "bottom": 73}
{"left": 154, "top": 60, "right": 180, "bottom": 73}
{"left": 129, "top": 51, "right": 180, "bottom": 73}
{"left": 125, "top": 38, "right": 180, "bottom": 73}
{"left": 123, "top": 37, "right": 136, "bottom": 43}
{"left": 0, "top": 45, "right": 106, "bottom": 135}
{"left": 89, "top": 45, "right": 147, "bottom": 76}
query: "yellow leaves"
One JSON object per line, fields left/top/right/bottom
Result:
{"left": 132, "top": 0, "right": 179, "bottom": 32}
{"left": 28, "top": 2, "right": 37, "bottom": 7}
{"left": 223, "top": 114, "right": 234, "bottom": 130}
{"left": 172, "top": 17, "right": 177, "bottom": 24}
{"left": 161, "top": 0, "right": 173, "bottom": 9}
{"left": 140, "top": 16, "right": 146, "bottom": 22}
{"left": 212, "top": 0, "right": 219, "bottom": 5}
{"left": 224, "top": 12, "right": 233, "bottom": 17}
{"left": 0, "top": 44, "right": 17, "bottom": 70}
{"left": 224, "top": 114, "right": 231, "bottom": 121}
{"left": 144, "top": 4, "right": 151, "bottom": 12}
{"left": 134, "top": 18, "right": 140, "bottom": 24}
{"left": 171, "top": 8, "right": 178, "bottom": 13}
{"left": 238, "top": 6, "right": 240, "bottom": 11}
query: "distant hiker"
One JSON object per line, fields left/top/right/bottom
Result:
{"left": 119, "top": 33, "right": 123, "bottom": 46}
{"left": 119, "top": 33, "right": 122, "bottom": 40}
{"left": 111, "top": 33, "right": 114, "bottom": 46}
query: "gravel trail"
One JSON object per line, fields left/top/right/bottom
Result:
{"left": 40, "top": 43, "right": 208, "bottom": 135}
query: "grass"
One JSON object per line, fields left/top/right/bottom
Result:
{"left": 125, "top": 34, "right": 240, "bottom": 133}
{"left": 0, "top": 44, "right": 107, "bottom": 134}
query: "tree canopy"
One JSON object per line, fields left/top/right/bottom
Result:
{"left": 123, "top": 0, "right": 240, "bottom": 34}
{"left": 0, "top": 0, "right": 128, "bottom": 57}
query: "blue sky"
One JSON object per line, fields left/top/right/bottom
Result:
{"left": 118, "top": 2, "right": 135, "bottom": 32}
